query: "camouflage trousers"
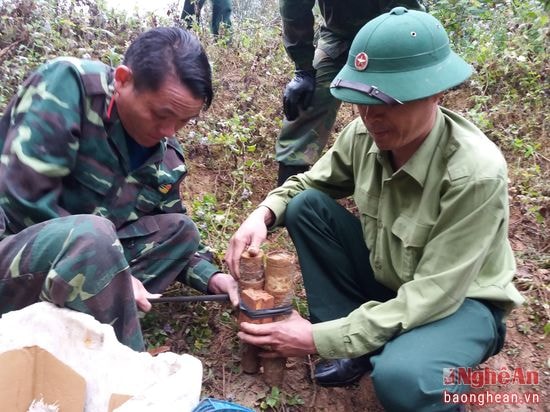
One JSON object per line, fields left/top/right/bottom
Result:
{"left": 275, "top": 49, "right": 348, "bottom": 167}
{"left": 0, "top": 213, "right": 200, "bottom": 352}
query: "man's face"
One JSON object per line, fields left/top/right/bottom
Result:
{"left": 114, "top": 66, "right": 204, "bottom": 147}
{"left": 356, "top": 94, "right": 440, "bottom": 155}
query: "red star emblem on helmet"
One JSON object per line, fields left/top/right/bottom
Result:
{"left": 354, "top": 52, "right": 369, "bottom": 71}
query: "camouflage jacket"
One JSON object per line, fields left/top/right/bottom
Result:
{"left": 0, "top": 57, "right": 219, "bottom": 291}
{"left": 0, "top": 206, "right": 5, "bottom": 238}
{"left": 280, "top": 0, "right": 426, "bottom": 71}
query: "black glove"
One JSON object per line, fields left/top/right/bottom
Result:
{"left": 283, "top": 69, "right": 316, "bottom": 121}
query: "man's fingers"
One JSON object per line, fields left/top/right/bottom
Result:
{"left": 237, "top": 330, "right": 274, "bottom": 346}
{"left": 283, "top": 96, "right": 291, "bottom": 120}
{"left": 239, "top": 321, "right": 272, "bottom": 335}
{"left": 227, "top": 282, "right": 240, "bottom": 307}
{"left": 223, "top": 256, "right": 239, "bottom": 279}
{"left": 258, "top": 350, "right": 280, "bottom": 358}
{"left": 131, "top": 276, "right": 161, "bottom": 313}
{"left": 225, "top": 238, "right": 246, "bottom": 278}
{"left": 302, "top": 90, "right": 314, "bottom": 110}
{"left": 247, "top": 231, "right": 266, "bottom": 256}
{"left": 247, "top": 244, "right": 260, "bottom": 256}
{"left": 136, "top": 297, "right": 152, "bottom": 312}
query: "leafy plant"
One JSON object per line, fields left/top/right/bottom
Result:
{"left": 258, "top": 386, "right": 305, "bottom": 411}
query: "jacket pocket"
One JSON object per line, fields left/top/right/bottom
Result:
{"left": 68, "top": 166, "right": 115, "bottom": 214}
{"left": 390, "top": 215, "right": 432, "bottom": 281}
{"left": 135, "top": 186, "right": 162, "bottom": 214}
{"left": 354, "top": 188, "right": 379, "bottom": 250}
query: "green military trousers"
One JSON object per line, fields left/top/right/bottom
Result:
{"left": 285, "top": 189, "right": 505, "bottom": 412}
{"left": 275, "top": 49, "right": 348, "bottom": 167}
{"left": 182, "top": 0, "right": 232, "bottom": 35}
{"left": 0, "top": 213, "right": 201, "bottom": 352}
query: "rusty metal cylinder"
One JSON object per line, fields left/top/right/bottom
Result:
{"left": 262, "top": 251, "right": 295, "bottom": 386}
{"left": 238, "top": 250, "right": 266, "bottom": 374}
{"left": 264, "top": 251, "right": 295, "bottom": 307}
{"left": 239, "top": 250, "right": 265, "bottom": 289}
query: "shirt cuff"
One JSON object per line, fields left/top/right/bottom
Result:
{"left": 311, "top": 318, "right": 351, "bottom": 359}
{"left": 259, "top": 197, "right": 288, "bottom": 227}
{"left": 184, "top": 258, "right": 220, "bottom": 293}
{"left": 312, "top": 316, "right": 385, "bottom": 359}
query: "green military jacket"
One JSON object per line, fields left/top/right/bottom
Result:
{"left": 280, "top": 0, "right": 426, "bottom": 71}
{"left": 261, "top": 108, "right": 524, "bottom": 358}
{"left": 0, "top": 57, "right": 218, "bottom": 291}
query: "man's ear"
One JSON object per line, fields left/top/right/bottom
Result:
{"left": 432, "top": 92, "right": 444, "bottom": 105}
{"left": 114, "top": 65, "right": 133, "bottom": 88}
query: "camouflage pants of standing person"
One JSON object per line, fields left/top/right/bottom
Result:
{"left": 0, "top": 213, "right": 201, "bottom": 352}
{"left": 275, "top": 49, "right": 348, "bottom": 167}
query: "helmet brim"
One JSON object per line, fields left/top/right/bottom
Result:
{"left": 331, "top": 50, "right": 473, "bottom": 105}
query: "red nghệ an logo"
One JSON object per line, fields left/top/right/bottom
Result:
{"left": 443, "top": 367, "right": 539, "bottom": 389}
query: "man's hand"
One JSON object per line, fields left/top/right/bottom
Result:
{"left": 207, "top": 272, "right": 239, "bottom": 306}
{"left": 225, "top": 206, "right": 274, "bottom": 278}
{"left": 131, "top": 276, "right": 161, "bottom": 312}
{"left": 283, "top": 69, "right": 316, "bottom": 121}
{"left": 238, "top": 310, "right": 316, "bottom": 358}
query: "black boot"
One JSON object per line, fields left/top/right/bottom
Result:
{"left": 277, "top": 163, "right": 309, "bottom": 186}
{"left": 314, "top": 354, "right": 373, "bottom": 387}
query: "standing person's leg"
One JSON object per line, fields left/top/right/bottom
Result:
{"left": 118, "top": 213, "right": 204, "bottom": 293}
{"left": 211, "top": 0, "right": 232, "bottom": 35}
{"left": 0, "top": 215, "right": 144, "bottom": 351}
{"left": 371, "top": 299, "right": 505, "bottom": 412}
{"left": 182, "top": 0, "right": 207, "bottom": 28}
{"left": 276, "top": 51, "right": 346, "bottom": 186}
{"left": 285, "top": 189, "right": 395, "bottom": 323}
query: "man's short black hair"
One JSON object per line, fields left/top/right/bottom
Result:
{"left": 123, "top": 27, "right": 213, "bottom": 109}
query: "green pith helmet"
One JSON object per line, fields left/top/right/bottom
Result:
{"left": 330, "top": 7, "right": 472, "bottom": 105}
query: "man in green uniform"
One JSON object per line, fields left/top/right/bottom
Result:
{"left": 182, "top": 0, "right": 232, "bottom": 36}
{"left": 276, "top": 0, "right": 426, "bottom": 186}
{"left": 226, "top": 8, "right": 523, "bottom": 410}
{"left": 0, "top": 27, "right": 238, "bottom": 352}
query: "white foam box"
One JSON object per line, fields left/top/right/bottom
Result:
{"left": 0, "top": 302, "right": 202, "bottom": 411}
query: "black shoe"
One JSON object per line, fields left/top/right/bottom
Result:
{"left": 314, "top": 355, "right": 373, "bottom": 387}
{"left": 277, "top": 163, "right": 309, "bottom": 186}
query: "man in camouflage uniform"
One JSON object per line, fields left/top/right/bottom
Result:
{"left": 0, "top": 27, "right": 238, "bottom": 352}
{"left": 182, "top": 0, "right": 232, "bottom": 36}
{"left": 276, "top": 0, "right": 426, "bottom": 185}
